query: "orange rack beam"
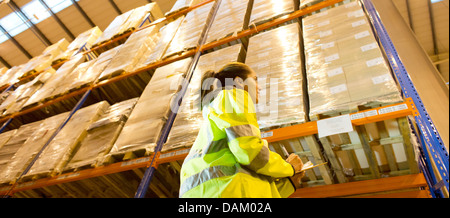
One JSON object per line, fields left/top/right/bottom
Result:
{"left": 289, "top": 174, "right": 429, "bottom": 198}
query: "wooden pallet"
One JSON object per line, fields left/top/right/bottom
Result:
{"left": 101, "top": 147, "right": 155, "bottom": 166}
{"left": 91, "top": 30, "right": 132, "bottom": 56}
{"left": 162, "top": 46, "right": 197, "bottom": 61}
{"left": 310, "top": 102, "right": 419, "bottom": 184}
{"left": 250, "top": 11, "right": 296, "bottom": 28}
{"left": 264, "top": 122, "right": 335, "bottom": 188}
{"left": 19, "top": 171, "right": 56, "bottom": 184}
{"left": 165, "top": 6, "right": 190, "bottom": 18}
{"left": 17, "top": 70, "right": 37, "bottom": 81}
{"left": 61, "top": 161, "right": 97, "bottom": 175}
{"left": 203, "top": 31, "right": 250, "bottom": 54}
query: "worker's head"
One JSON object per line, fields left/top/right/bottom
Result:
{"left": 201, "top": 62, "right": 259, "bottom": 106}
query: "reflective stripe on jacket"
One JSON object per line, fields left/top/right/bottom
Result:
{"left": 179, "top": 88, "right": 295, "bottom": 198}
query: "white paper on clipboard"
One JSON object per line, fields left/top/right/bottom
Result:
{"left": 317, "top": 114, "right": 354, "bottom": 138}
{"left": 298, "top": 161, "right": 328, "bottom": 173}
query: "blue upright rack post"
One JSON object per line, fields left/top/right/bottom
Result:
{"left": 74, "top": 42, "right": 96, "bottom": 61}
{"left": 134, "top": 0, "right": 223, "bottom": 198}
{"left": 0, "top": 118, "right": 13, "bottom": 134}
{"left": 362, "top": 0, "right": 449, "bottom": 198}
{"left": 139, "top": 13, "right": 153, "bottom": 28}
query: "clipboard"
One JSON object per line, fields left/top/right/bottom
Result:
{"left": 298, "top": 161, "right": 328, "bottom": 173}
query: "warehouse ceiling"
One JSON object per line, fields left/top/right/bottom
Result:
{"left": 0, "top": 0, "right": 177, "bottom": 68}
{"left": 392, "top": 0, "right": 449, "bottom": 85}
{"left": 0, "top": 0, "right": 448, "bottom": 85}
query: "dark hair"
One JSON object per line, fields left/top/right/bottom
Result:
{"left": 200, "top": 62, "right": 253, "bottom": 105}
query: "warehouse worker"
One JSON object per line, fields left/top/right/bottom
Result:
{"left": 179, "top": 62, "right": 305, "bottom": 198}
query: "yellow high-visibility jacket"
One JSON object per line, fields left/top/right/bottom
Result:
{"left": 179, "top": 88, "right": 296, "bottom": 198}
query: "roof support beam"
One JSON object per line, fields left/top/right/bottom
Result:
{"left": 426, "top": 0, "right": 439, "bottom": 56}
{"left": 0, "top": 24, "right": 33, "bottom": 59}
{"left": 109, "top": 0, "right": 122, "bottom": 15}
{"left": 0, "top": 56, "right": 12, "bottom": 68}
{"left": 405, "top": 0, "right": 414, "bottom": 32}
{"left": 70, "top": 0, "right": 96, "bottom": 28}
{"left": 7, "top": 0, "right": 52, "bottom": 46}
{"left": 38, "top": 0, "right": 75, "bottom": 40}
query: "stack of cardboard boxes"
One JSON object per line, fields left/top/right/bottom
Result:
{"left": 303, "top": 2, "right": 402, "bottom": 117}
{"left": 246, "top": 23, "right": 306, "bottom": 129}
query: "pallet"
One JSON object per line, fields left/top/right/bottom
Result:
{"left": 310, "top": 102, "right": 419, "bottom": 184}
{"left": 17, "top": 70, "right": 37, "bottom": 81}
{"left": 19, "top": 171, "right": 56, "bottom": 184}
{"left": 250, "top": 11, "right": 296, "bottom": 28}
{"left": 202, "top": 31, "right": 250, "bottom": 54}
{"left": 101, "top": 147, "right": 154, "bottom": 166}
{"left": 61, "top": 162, "right": 96, "bottom": 175}
{"left": 162, "top": 46, "right": 197, "bottom": 61}
{"left": 112, "top": 27, "right": 136, "bottom": 40}
{"left": 262, "top": 121, "right": 335, "bottom": 188}
{"left": 91, "top": 33, "right": 130, "bottom": 57}
{"left": 165, "top": 6, "right": 190, "bottom": 18}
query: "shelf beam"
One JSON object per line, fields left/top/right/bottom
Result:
{"left": 289, "top": 174, "right": 428, "bottom": 198}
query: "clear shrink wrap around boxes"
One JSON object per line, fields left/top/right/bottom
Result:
{"left": 205, "top": 0, "right": 252, "bottom": 43}
{"left": 0, "top": 112, "right": 69, "bottom": 184}
{"left": 74, "top": 45, "right": 122, "bottom": 85}
{"left": 0, "top": 69, "right": 55, "bottom": 116}
{"left": 124, "top": 2, "right": 164, "bottom": 28}
{"left": 23, "top": 55, "right": 86, "bottom": 108}
{"left": 0, "top": 121, "right": 42, "bottom": 179}
{"left": 111, "top": 58, "right": 192, "bottom": 155}
{"left": 246, "top": 23, "right": 306, "bottom": 129}
{"left": 99, "top": 25, "right": 160, "bottom": 81}
{"left": 136, "top": 17, "right": 185, "bottom": 68}
{"left": 0, "top": 129, "right": 16, "bottom": 150}
{"left": 303, "top": 1, "right": 402, "bottom": 117}
{"left": 0, "top": 65, "right": 25, "bottom": 88}
{"left": 17, "top": 54, "right": 54, "bottom": 80}
{"left": 93, "top": 3, "right": 164, "bottom": 47}
{"left": 16, "top": 39, "right": 70, "bottom": 75}
{"left": 163, "top": 44, "right": 245, "bottom": 152}
{"left": 55, "top": 27, "right": 103, "bottom": 62}
{"left": 93, "top": 10, "right": 134, "bottom": 47}
{"left": 65, "top": 98, "right": 139, "bottom": 170}
{"left": 42, "top": 38, "right": 70, "bottom": 58}
{"left": 163, "top": 2, "right": 214, "bottom": 58}
{"left": 58, "top": 59, "right": 98, "bottom": 94}
{"left": 25, "top": 101, "right": 109, "bottom": 177}
{"left": 249, "top": 0, "right": 296, "bottom": 25}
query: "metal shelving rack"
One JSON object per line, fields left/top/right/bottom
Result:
{"left": 0, "top": 0, "right": 447, "bottom": 198}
